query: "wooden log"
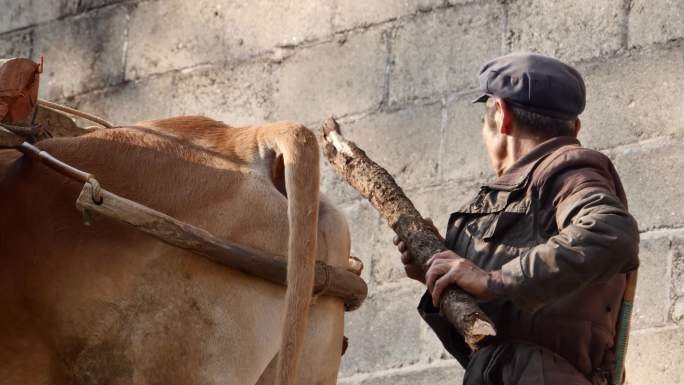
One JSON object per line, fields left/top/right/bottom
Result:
{"left": 319, "top": 117, "right": 496, "bottom": 349}
{"left": 76, "top": 182, "right": 367, "bottom": 311}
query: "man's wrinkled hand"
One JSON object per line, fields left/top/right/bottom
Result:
{"left": 392, "top": 218, "right": 438, "bottom": 284}
{"left": 426, "top": 250, "right": 494, "bottom": 306}
{"left": 393, "top": 234, "right": 425, "bottom": 283}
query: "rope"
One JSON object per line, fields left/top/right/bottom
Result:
{"left": 0, "top": 122, "right": 34, "bottom": 137}
{"left": 313, "top": 260, "right": 332, "bottom": 297}
{"left": 37, "top": 99, "right": 113, "bottom": 128}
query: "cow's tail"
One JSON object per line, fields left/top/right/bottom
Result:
{"left": 260, "top": 122, "right": 320, "bottom": 385}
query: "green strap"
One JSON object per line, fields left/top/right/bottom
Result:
{"left": 612, "top": 300, "right": 633, "bottom": 384}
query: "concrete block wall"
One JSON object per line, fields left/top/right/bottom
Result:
{"left": 1, "top": 0, "right": 682, "bottom": 383}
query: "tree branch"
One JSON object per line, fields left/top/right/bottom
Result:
{"left": 320, "top": 117, "right": 496, "bottom": 349}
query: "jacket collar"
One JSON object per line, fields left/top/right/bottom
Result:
{"left": 486, "top": 136, "right": 580, "bottom": 190}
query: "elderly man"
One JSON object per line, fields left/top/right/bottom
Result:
{"left": 395, "top": 53, "right": 639, "bottom": 385}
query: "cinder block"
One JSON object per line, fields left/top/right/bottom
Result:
{"left": 607, "top": 138, "right": 684, "bottom": 231}
{"left": 34, "top": 6, "right": 126, "bottom": 99}
{"left": 411, "top": 179, "right": 487, "bottom": 234}
{"left": 336, "top": 102, "right": 443, "bottom": 189}
{"left": 340, "top": 282, "right": 427, "bottom": 376}
{"left": 333, "top": 0, "right": 443, "bottom": 31}
{"left": 338, "top": 377, "right": 360, "bottom": 385}
{"left": 674, "top": 248, "right": 684, "bottom": 299}
{"left": 579, "top": 43, "right": 684, "bottom": 150}
{"left": 73, "top": 0, "right": 125, "bottom": 12}
{"left": 126, "top": 0, "right": 333, "bottom": 79}
{"left": 72, "top": 60, "right": 274, "bottom": 126}
{"left": 341, "top": 361, "right": 465, "bottom": 385}
{"left": 321, "top": 161, "right": 364, "bottom": 206}
{"left": 0, "top": 30, "right": 32, "bottom": 58}
{"left": 272, "top": 28, "right": 387, "bottom": 123}
{"left": 673, "top": 297, "right": 684, "bottom": 322}
{"left": 634, "top": 230, "right": 680, "bottom": 329}
{"left": 168, "top": 61, "right": 274, "bottom": 127}
{"left": 629, "top": 0, "right": 684, "bottom": 48}
{"left": 442, "top": 92, "right": 495, "bottom": 182}
{"left": 420, "top": 318, "right": 456, "bottom": 362}
{"left": 507, "top": 0, "right": 624, "bottom": 63}
{"left": 670, "top": 236, "right": 684, "bottom": 323}
{"left": 338, "top": 199, "right": 383, "bottom": 285}
{"left": 69, "top": 75, "right": 174, "bottom": 125}
{"left": 0, "top": 0, "right": 73, "bottom": 34}
{"left": 389, "top": 3, "right": 503, "bottom": 105}
{"left": 371, "top": 219, "right": 409, "bottom": 284}
{"left": 625, "top": 326, "right": 684, "bottom": 385}
{"left": 362, "top": 362, "right": 464, "bottom": 385}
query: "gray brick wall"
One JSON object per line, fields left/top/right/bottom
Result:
{"left": 1, "top": 0, "right": 682, "bottom": 383}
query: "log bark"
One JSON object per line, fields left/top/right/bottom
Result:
{"left": 76, "top": 182, "right": 368, "bottom": 311}
{"left": 319, "top": 117, "right": 496, "bottom": 349}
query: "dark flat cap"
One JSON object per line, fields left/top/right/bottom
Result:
{"left": 473, "top": 52, "right": 586, "bottom": 120}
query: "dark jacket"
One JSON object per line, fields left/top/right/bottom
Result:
{"left": 418, "top": 136, "right": 639, "bottom": 383}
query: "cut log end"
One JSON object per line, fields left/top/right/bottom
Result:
{"left": 464, "top": 319, "right": 497, "bottom": 350}
{"left": 470, "top": 318, "right": 497, "bottom": 337}
{"left": 321, "top": 117, "right": 354, "bottom": 157}
{"left": 439, "top": 287, "right": 497, "bottom": 350}
{"left": 321, "top": 116, "right": 340, "bottom": 137}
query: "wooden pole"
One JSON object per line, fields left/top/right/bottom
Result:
{"left": 319, "top": 117, "right": 496, "bottom": 349}
{"left": 75, "top": 182, "right": 367, "bottom": 311}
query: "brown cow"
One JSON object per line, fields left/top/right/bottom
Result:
{"left": 0, "top": 116, "right": 351, "bottom": 385}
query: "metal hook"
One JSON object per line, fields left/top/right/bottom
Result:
{"left": 87, "top": 178, "right": 103, "bottom": 205}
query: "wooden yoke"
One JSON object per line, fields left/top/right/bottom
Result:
{"left": 12, "top": 140, "right": 368, "bottom": 311}
{"left": 76, "top": 183, "right": 368, "bottom": 311}
{"left": 320, "top": 117, "right": 496, "bottom": 349}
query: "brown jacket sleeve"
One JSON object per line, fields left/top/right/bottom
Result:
{"left": 497, "top": 148, "right": 640, "bottom": 312}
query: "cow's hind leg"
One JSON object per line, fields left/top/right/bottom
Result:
{"left": 256, "top": 357, "right": 338, "bottom": 385}
{"left": 256, "top": 353, "right": 279, "bottom": 385}
{"left": 255, "top": 296, "right": 344, "bottom": 385}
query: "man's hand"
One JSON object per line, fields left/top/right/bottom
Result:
{"left": 393, "top": 234, "right": 425, "bottom": 283}
{"left": 393, "top": 218, "right": 439, "bottom": 284}
{"left": 426, "top": 250, "right": 495, "bottom": 306}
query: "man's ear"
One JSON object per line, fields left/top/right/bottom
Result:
{"left": 573, "top": 118, "right": 582, "bottom": 137}
{"left": 494, "top": 98, "right": 513, "bottom": 135}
